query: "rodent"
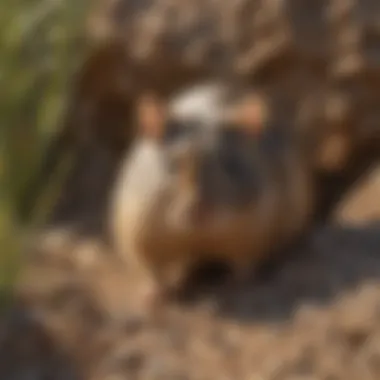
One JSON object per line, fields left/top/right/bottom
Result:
{"left": 108, "top": 81, "right": 315, "bottom": 307}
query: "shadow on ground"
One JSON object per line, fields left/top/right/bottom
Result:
{"left": 199, "top": 222, "right": 380, "bottom": 323}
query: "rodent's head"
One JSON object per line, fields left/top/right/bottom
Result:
{"left": 134, "top": 84, "right": 268, "bottom": 228}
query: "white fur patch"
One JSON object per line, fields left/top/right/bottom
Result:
{"left": 169, "top": 82, "right": 226, "bottom": 126}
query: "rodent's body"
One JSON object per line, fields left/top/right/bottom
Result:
{"left": 109, "top": 82, "right": 315, "bottom": 299}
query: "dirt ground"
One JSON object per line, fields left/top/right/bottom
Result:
{"left": 1, "top": 217, "right": 380, "bottom": 380}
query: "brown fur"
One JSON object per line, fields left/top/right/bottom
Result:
{"left": 108, "top": 83, "right": 315, "bottom": 307}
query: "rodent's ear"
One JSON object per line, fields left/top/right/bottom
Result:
{"left": 135, "top": 92, "right": 168, "bottom": 139}
{"left": 225, "top": 93, "right": 267, "bottom": 136}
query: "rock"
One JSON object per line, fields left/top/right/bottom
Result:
{"left": 332, "top": 163, "right": 380, "bottom": 226}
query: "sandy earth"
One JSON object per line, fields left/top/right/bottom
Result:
{"left": 1, "top": 219, "right": 380, "bottom": 380}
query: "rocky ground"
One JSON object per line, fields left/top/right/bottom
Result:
{"left": 2, "top": 214, "right": 380, "bottom": 380}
